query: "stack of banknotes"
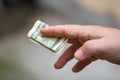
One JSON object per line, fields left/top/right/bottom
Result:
{"left": 27, "top": 20, "right": 68, "bottom": 52}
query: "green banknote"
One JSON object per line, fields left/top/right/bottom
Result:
{"left": 27, "top": 20, "right": 68, "bottom": 52}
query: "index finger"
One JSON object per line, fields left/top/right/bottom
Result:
{"left": 40, "top": 25, "right": 81, "bottom": 39}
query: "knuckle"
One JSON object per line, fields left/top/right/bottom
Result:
{"left": 83, "top": 41, "right": 93, "bottom": 50}
{"left": 83, "top": 41, "right": 98, "bottom": 56}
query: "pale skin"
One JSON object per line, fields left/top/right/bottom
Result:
{"left": 40, "top": 25, "right": 120, "bottom": 73}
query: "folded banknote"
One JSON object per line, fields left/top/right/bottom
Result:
{"left": 27, "top": 20, "right": 68, "bottom": 52}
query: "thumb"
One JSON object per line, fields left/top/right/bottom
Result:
{"left": 74, "top": 41, "right": 99, "bottom": 61}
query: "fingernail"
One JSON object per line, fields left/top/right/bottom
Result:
{"left": 75, "top": 50, "right": 84, "bottom": 60}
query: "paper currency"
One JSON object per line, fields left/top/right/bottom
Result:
{"left": 27, "top": 20, "right": 68, "bottom": 52}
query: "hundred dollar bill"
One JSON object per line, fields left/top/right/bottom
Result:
{"left": 27, "top": 20, "right": 68, "bottom": 52}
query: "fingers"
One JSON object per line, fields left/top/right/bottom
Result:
{"left": 74, "top": 40, "right": 99, "bottom": 61}
{"left": 41, "top": 25, "right": 80, "bottom": 39}
{"left": 41, "top": 25, "right": 108, "bottom": 72}
{"left": 55, "top": 38, "right": 100, "bottom": 72}
{"left": 72, "top": 57, "right": 96, "bottom": 73}
{"left": 54, "top": 44, "right": 81, "bottom": 69}
{"left": 40, "top": 25, "right": 104, "bottom": 41}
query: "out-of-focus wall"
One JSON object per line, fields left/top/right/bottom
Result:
{"left": 37, "top": 0, "right": 118, "bottom": 27}
{"left": 0, "top": 0, "right": 3, "bottom": 10}
{"left": 76, "top": 0, "right": 120, "bottom": 26}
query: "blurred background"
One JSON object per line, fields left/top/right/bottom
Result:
{"left": 0, "top": 0, "right": 120, "bottom": 80}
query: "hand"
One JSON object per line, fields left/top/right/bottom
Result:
{"left": 40, "top": 25, "right": 120, "bottom": 73}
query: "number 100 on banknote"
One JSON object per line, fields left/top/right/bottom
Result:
{"left": 27, "top": 20, "right": 68, "bottom": 53}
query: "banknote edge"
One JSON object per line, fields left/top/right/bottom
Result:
{"left": 52, "top": 38, "right": 66, "bottom": 51}
{"left": 29, "top": 38, "right": 58, "bottom": 53}
{"left": 55, "top": 38, "right": 68, "bottom": 54}
{"left": 27, "top": 20, "right": 41, "bottom": 38}
{"left": 56, "top": 38, "right": 68, "bottom": 51}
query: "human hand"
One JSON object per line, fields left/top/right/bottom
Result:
{"left": 40, "top": 25, "right": 120, "bottom": 73}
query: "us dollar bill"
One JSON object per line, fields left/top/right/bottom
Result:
{"left": 27, "top": 20, "right": 68, "bottom": 52}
